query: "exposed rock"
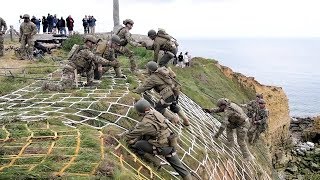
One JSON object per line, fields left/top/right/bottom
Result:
{"left": 285, "top": 165, "right": 298, "bottom": 174}
{"left": 311, "top": 162, "right": 320, "bottom": 171}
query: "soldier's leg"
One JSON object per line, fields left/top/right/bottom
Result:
{"left": 119, "top": 46, "right": 136, "bottom": 72}
{"left": 27, "top": 37, "right": 34, "bottom": 59}
{"left": 214, "top": 126, "right": 226, "bottom": 139}
{"left": 236, "top": 126, "right": 252, "bottom": 159}
{"left": 161, "top": 147, "right": 191, "bottom": 179}
{"left": 158, "top": 52, "right": 175, "bottom": 67}
{"left": 226, "top": 127, "right": 235, "bottom": 148}
{"left": 247, "top": 125, "right": 256, "bottom": 144}
{"left": 20, "top": 36, "right": 27, "bottom": 59}
{"left": 43, "top": 69, "right": 75, "bottom": 91}
{"left": 131, "top": 140, "right": 161, "bottom": 167}
{"left": 170, "top": 103, "right": 190, "bottom": 126}
{"left": 86, "top": 65, "right": 95, "bottom": 85}
{"left": 0, "top": 35, "right": 4, "bottom": 56}
{"left": 155, "top": 100, "right": 179, "bottom": 124}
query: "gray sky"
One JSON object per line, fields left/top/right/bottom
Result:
{"left": 2, "top": 0, "right": 320, "bottom": 38}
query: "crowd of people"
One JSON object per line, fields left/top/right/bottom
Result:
{"left": 175, "top": 51, "right": 191, "bottom": 67}
{"left": 18, "top": 14, "right": 98, "bottom": 36}
{"left": 82, "top": 15, "right": 97, "bottom": 34}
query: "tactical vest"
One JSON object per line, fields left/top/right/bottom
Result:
{"left": 144, "top": 110, "right": 171, "bottom": 147}
{"left": 157, "top": 30, "right": 179, "bottom": 47}
{"left": 227, "top": 103, "right": 248, "bottom": 126}
{"left": 71, "top": 46, "right": 93, "bottom": 71}
{"left": 116, "top": 27, "right": 129, "bottom": 46}
{"left": 154, "top": 68, "right": 177, "bottom": 100}
{"left": 255, "top": 108, "right": 269, "bottom": 130}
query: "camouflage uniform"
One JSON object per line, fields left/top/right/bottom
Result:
{"left": 145, "top": 35, "right": 178, "bottom": 67}
{"left": 115, "top": 27, "right": 141, "bottom": 71}
{"left": 94, "top": 40, "right": 124, "bottom": 79}
{"left": 242, "top": 100, "right": 259, "bottom": 119}
{"left": 43, "top": 45, "right": 114, "bottom": 91}
{"left": 19, "top": 19, "right": 37, "bottom": 59}
{"left": 125, "top": 109, "right": 191, "bottom": 179}
{"left": 247, "top": 106, "right": 269, "bottom": 144}
{"left": 0, "top": 17, "right": 7, "bottom": 57}
{"left": 210, "top": 102, "right": 252, "bottom": 159}
{"left": 133, "top": 66, "right": 190, "bottom": 126}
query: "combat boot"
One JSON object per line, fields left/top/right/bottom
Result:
{"left": 177, "top": 110, "right": 190, "bottom": 126}
{"left": 142, "top": 153, "right": 161, "bottom": 170}
{"left": 114, "top": 67, "right": 126, "bottom": 78}
{"left": 163, "top": 109, "right": 179, "bottom": 125}
{"left": 182, "top": 174, "right": 193, "bottom": 180}
{"left": 214, "top": 127, "right": 225, "bottom": 139}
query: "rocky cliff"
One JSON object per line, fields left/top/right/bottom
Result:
{"left": 214, "top": 61, "right": 291, "bottom": 155}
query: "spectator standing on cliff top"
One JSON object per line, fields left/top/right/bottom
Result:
{"left": 66, "top": 15, "right": 74, "bottom": 36}
{"left": 82, "top": 15, "right": 89, "bottom": 34}
{"left": 184, "top": 52, "right": 191, "bottom": 67}
{"left": 177, "top": 52, "right": 184, "bottom": 68}
{"left": 88, "top": 16, "right": 96, "bottom": 34}
{"left": 42, "top": 16, "right": 48, "bottom": 34}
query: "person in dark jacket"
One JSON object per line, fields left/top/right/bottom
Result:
{"left": 66, "top": 15, "right": 74, "bottom": 36}
{"left": 47, "top": 14, "right": 53, "bottom": 33}
{"left": 58, "top": 17, "right": 66, "bottom": 35}
{"left": 42, "top": 16, "right": 48, "bottom": 33}
{"left": 82, "top": 15, "right": 89, "bottom": 34}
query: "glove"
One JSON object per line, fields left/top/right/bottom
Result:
{"left": 140, "top": 41, "right": 147, "bottom": 47}
{"left": 202, "top": 108, "right": 212, "bottom": 113}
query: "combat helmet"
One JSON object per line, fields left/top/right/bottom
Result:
{"left": 134, "top": 99, "right": 151, "bottom": 113}
{"left": 23, "top": 14, "right": 30, "bottom": 19}
{"left": 258, "top": 99, "right": 266, "bottom": 104}
{"left": 216, "top": 98, "right": 230, "bottom": 107}
{"left": 111, "top": 35, "right": 121, "bottom": 45}
{"left": 147, "top": 29, "right": 157, "bottom": 37}
{"left": 146, "top": 61, "right": 158, "bottom": 72}
{"left": 123, "top": 19, "right": 134, "bottom": 25}
{"left": 84, "top": 35, "right": 97, "bottom": 44}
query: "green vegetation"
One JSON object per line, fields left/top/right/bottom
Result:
{"left": 172, "top": 57, "right": 255, "bottom": 108}
{"left": 0, "top": 77, "right": 30, "bottom": 96}
{"left": 62, "top": 34, "right": 84, "bottom": 51}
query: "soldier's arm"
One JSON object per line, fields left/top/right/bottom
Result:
{"left": 153, "top": 43, "right": 161, "bottom": 62}
{"left": 256, "top": 110, "right": 269, "bottom": 124}
{"left": 133, "top": 77, "right": 156, "bottom": 94}
{"left": 211, "top": 107, "right": 224, "bottom": 114}
{"left": 19, "top": 25, "right": 23, "bottom": 39}
{"left": 125, "top": 122, "right": 156, "bottom": 143}
{"left": 31, "top": 24, "right": 37, "bottom": 35}
{"left": 82, "top": 49, "right": 109, "bottom": 65}
{"left": 125, "top": 32, "right": 141, "bottom": 47}
{"left": 167, "top": 67, "right": 176, "bottom": 78}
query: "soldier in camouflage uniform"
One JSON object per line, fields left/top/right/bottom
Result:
{"left": 19, "top": 14, "right": 37, "bottom": 60}
{"left": 121, "top": 99, "right": 192, "bottom": 180}
{"left": 114, "top": 19, "right": 142, "bottom": 72}
{"left": 247, "top": 99, "right": 269, "bottom": 144}
{"left": 141, "top": 29, "right": 178, "bottom": 67}
{"left": 0, "top": 17, "right": 7, "bottom": 57}
{"left": 133, "top": 61, "right": 190, "bottom": 126}
{"left": 241, "top": 93, "right": 263, "bottom": 120}
{"left": 203, "top": 98, "right": 253, "bottom": 160}
{"left": 42, "top": 35, "right": 117, "bottom": 91}
{"left": 94, "top": 34, "right": 125, "bottom": 79}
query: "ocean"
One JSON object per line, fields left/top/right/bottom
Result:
{"left": 179, "top": 38, "right": 320, "bottom": 117}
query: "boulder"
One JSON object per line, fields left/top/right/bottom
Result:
{"left": 311, "top": 162, "right": 320, "bottom": 171}
{"left": 285, "top": 165, "right": 298, "bottom": 174}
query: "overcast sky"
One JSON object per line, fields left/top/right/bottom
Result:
{"left": 2, "top": 0, "right": 320, "bottom": 38}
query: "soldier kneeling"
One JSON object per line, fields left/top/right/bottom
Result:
{"left": 120, "top": 99, "right": 192, "bottom": 180}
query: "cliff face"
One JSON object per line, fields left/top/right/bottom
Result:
{"left": 215, "top": 62, "right": 291, "bottom": 153}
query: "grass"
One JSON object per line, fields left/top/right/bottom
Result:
{"left": 62, "top": 34, "right": 84, "bottom": 51}
{"left": 0, "top": 77, "right": 30, "bottom": 96}
{"left": 172, "top": 57, "right": 255, "bottom": 108}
